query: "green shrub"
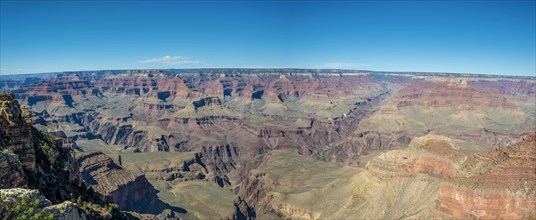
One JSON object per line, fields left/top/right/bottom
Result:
{"left": 1, "top": 195, "right": 54, "bottom": 220}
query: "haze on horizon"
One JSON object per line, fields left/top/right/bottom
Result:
{"left": 0, "top": 1, "right": 535, "bottom": 76}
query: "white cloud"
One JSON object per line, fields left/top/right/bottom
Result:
{"left": 139, "top": 55, "right": 205, "bottom": 65}
{"left": 321, "top": 62, "right": 371, "bottom": 69}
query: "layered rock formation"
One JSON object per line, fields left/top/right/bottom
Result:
{"left": 0, "top": 152, "right": 27, "bottom": 188}
{"left": 0, "top": 93, "right": 35, "bottom": 171}
{"left": 436, "top": 132, "right": 536, "bottom": 219}
{"left": 392, "top": 80, "right": 517, "bottom": 108}
{"left": 234, "top": 132, "right": 535, "bottom": 219}
{"left": 366, "top": 133, "right": 536, "bottom": 219}
{"left": 76, "top": 151, "right": 159, "bottom": 211}
{"left": 0, "top": 93, "right": 126, "bottom": 219}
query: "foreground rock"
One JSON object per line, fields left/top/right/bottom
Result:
{"left": 0, "top": 152, "right": 27, "bottom": 188}
{"left": 0, "top": 93, "right": 36, "bottom": 171}
{"left": 0, "top": 93, "right": 125, "bottom": 219}
{"left": 0, "top": 188, "right": 87, "bottom": 220}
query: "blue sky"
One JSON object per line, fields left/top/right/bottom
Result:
{"left": 0, "top": 1, "right": 535, "bottom": 76}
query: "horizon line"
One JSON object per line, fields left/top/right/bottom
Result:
{"left": 0, "top": 68, "right": 534, "bottom": 78}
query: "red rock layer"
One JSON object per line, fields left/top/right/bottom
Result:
{"left": 469, "top": 80, "right": 536, "bottom": 97}
{"left": 437, "top": 132, "right": 536, "bottom": 219}
{"left": 393, "top": 81, "right": 518, "bottom": 109}
{"left": 437, "top": 184, "right": 535, "bottom": 219}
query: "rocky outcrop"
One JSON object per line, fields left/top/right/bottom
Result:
{"left": 264, "top": 76, "right": 295, "bottom": 102}
{"left": 435, "top": 132, "right": 536, "bottom": 219}
{"left": 193, "top": 96, "right": 222, "bottom": 110}
{"left": 203, "top": 80, "right": 225, "bottom": 97}
{"left": 0, "top": 152, "right": 27, "bottom": 188}
{"left": 97, "top": 71, "right": 160, "bottom": 96}
{"left": 437, "top": 184, "right": 535, "bottom": 219}
{"left": 469, "top": 79, "right": 536, "bottom": 97}
{"left": 273, "top": 203, "right": 320, "bottom": 220}
{"left": 322, "top": 131, "right": 411, "bottom": 165}
{"left": 21, "top": 74, "right": 100, "bottom": 106}
{"left": 366, "top": 135, "right": 464, "bottom": 178}
{"left": 235, "top": 170, "right": 274, "bottom": 215}
{"left": 197, "top": 144, "right": 239, "bottom": 187}
{"left": 1, "top": 93, "right": 85, "bottom": 201}
{"left": 78, "top": 114, "right": 171, "bottom": 152}
{"left": 238, "top": 84, "right": 255, "bottom": 99}
{"left": 44, "top": 201, "right": 88, "bottom": 220}
{"left": 154, "top": 76, "right": 191, "bottom": 98}
{"left": 365, "top": 133, "right": 536, "bottom": 219}
{"left": 0, "top": 93, "right": 127, "bottom": 219}
{"left": 0, "top": 188, "right": 87, "bottom": 220}
{"left": 76, "top": 151, "right": 159, "bottom": 212}
{"left": 0, "top": 93, "right": 36, "bottom": 171}
{"left": 232, "top": 198, "right": 256, "bottom": 220}
{"left": 392, "top": 81, "right": 518, "bottom": 109}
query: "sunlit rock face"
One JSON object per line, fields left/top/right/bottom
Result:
{"left": 76, "top": 151, "right": 160, "bottom": 211}
{"left": 0, "top": 93, "right": 36, "bottom": 171}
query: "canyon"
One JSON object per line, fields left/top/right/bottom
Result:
{"left": 0, "top": 69, "right": 535, "bottom": 219}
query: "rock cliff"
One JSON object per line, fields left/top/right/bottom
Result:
{"left": 0, "top": 152, "right": 27, "bottom": 188}
{"left": 0, "top": 93, "right": 35, "bottom": 171}
{"left": 76, "top": 151, "right": 161, "bottom": 213}
{"left": 366, "top": 133, "right": 536, "bottom": 219}
{"left": 436, "top": 132, "right": 536, "bottom": 219}
{"left": 0, "top": 93, "right": 125, "bottom": 219}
